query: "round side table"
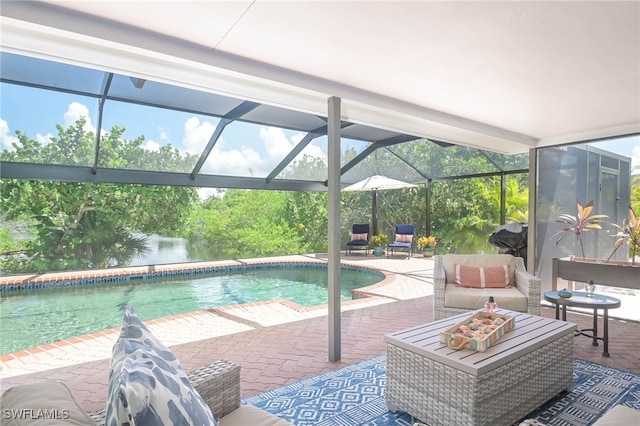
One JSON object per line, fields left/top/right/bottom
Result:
{"left": 544, "top": 291, "right": 621, "bottom": 357}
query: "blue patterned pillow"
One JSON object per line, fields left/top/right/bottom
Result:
{"left": 106, "top": 306, "right": 217, "bottom": 426}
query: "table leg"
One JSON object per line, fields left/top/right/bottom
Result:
{"left": 603, "top": 309, "right": 610, "bottom": 357}
{"left": 562, "top": 305, "right": 567, "bottom": 321}
{"left": 592, "top": 309, "right": 599, "bottom": 347}
{"left": 555, "top": 304, "right": 560, "bottom": 320}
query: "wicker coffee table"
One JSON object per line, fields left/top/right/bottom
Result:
{"left": 385, "top": 309, "right": 576, "bottom": 426}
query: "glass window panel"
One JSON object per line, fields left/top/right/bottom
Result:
{"left": 108, "top": 75, "right": 244, "bottom": 117}
{"left": 1, "top": 52, "right": 105, "bottom": 95}
{"left": 279, "top": 135, "right": 328, "bottom": 181}
{"left": 98, "top": 99, "right": 213, "bottom": 173}
{"left": 342, "top": 145, "right": 425, "bottom": 185}
{"left": 1, "top": 83, "right": 99, "bottom": 167}
{"left": 198, "top": 122, "right": 323, "bottom": 179}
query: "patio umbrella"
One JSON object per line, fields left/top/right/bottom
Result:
{"left": 343, "top": 175, "right": 417, "bottom": 235}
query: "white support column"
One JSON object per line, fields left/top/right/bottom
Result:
{"left": 528, "top": 147, "right": 537, "bottom": 276}
{"left": 327, "top": 96, "right": 341, "bottom": 362}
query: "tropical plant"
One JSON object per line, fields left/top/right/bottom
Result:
{"left": 606, "top": 205, "right": 640, "bottom": 264}
{"left": 551, "top": 199, "right": 609, "bottom": 259}
{"left": 370, "top": 234, "right": 389, "bottom": 247}
{"left": 417, "top": 236, "right": 437, "bottom": 249}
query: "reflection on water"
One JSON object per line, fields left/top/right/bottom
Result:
{"left": 131, "top": 235, "right": 225, "bottom": 266}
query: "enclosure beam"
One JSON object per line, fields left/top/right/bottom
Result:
{"left": 528, "top": 148, "right": 537, "bottom": 275}
{"left": 500, "top": 172, "right": 506, "bottom": 224}
{"left": 327, "top": 96, "right": 342, "bottom": 362}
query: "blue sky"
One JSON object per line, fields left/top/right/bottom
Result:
{"left": 2, "top": 82, "right": 639, "bottom": 180}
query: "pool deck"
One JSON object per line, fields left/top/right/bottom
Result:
{"left": 0, "top": 253, "right": 639, "bottom": 414}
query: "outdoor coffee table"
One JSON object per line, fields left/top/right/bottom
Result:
{"left": 385, "top": 309, "right": 576, "bottom": 426}
{"left": 544, "top": 291, "right": 621, "bottom": 357}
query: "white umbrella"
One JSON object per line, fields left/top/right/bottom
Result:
{"left": 343, "top": 175, "right": 417, "bottom": 234}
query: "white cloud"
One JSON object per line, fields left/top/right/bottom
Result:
{"left": 36, "top": 133, "right": 54, "bottom": 146}
{"left": 185, "top": 124, "right": 328, "bottom": 178}
{"left": 63, "top": 102, "right": 96, "bottom": 134}
{"left": 144, "top": 140, "right": 160, "bottom": 152}
{"left": 197, "top": 187, "right": 225, "bottom": 200}
{"left": 182, "top": 117, "right": 216, "bottom": 154}
{"left": 0, "top": 118, "right": 18, "bottom": 151}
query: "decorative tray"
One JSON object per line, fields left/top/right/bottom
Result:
{"left": 440, "top": 311, "right": 515, "bottom": 352}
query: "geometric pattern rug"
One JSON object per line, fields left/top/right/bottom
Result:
{"left": 243, "top": 355, "right": 640, "bottom": 426}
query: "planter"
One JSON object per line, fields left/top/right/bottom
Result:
{"left": 552, "top": 257, "right": 640, "bottom": 291}
{"left": 372, "top": 247, "right": 384, "bottom": 256}
{"left": 421, "top": 248, "right": 435, "bottom": 257}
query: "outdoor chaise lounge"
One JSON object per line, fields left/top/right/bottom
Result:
{"left": 346, "top": 223, "right": 370, "bottom": 256}
{"left": 387, "top": 224, "right": 415, "bottom": 257}
{"left": 433, "top": 253, "right": 541, "bottom": 320}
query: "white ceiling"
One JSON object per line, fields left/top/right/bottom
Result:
{"left": 1, "top": 1, "right": 639, "bottom": 154}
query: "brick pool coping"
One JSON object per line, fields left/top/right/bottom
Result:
{"left": 0, "top": 256, "right": 397, "bottom": 363}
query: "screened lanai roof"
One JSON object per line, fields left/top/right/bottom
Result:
{"left": 0, "top": 51, "right": 528, "bottom": 192}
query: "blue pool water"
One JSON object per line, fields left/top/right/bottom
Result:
{"left": 0, "top": 265, "right": 382, "bottom": 355}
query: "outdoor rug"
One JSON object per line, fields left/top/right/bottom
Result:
{"left": 243, "top": 355, "right": 640, "bottom": 426}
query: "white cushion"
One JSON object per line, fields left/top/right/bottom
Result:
{"left": 593, "top": 405, "right": 640, "bottom": 426}
{"left": 220, "top": 405, "right": 291, "bottom": 426}
{"left": 444, "top": 283, "right": 528, "bottom": 312}
{"left": 106, "top": 305, "right": 216, "bottom": 426}
{"left": 0, "top": 381, "right": 95, "bottom": 426}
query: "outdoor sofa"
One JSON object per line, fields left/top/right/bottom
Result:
{"left": 1, "top": 360, "right": 291, "bottom": 426}
{"left": 1, "top": 305, "right": 291, "bottom": 426}
{"left": 433, "top": 253, "right": 541, "bottom": 320}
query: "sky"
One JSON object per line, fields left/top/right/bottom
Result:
{"left": 1, "top": 82, "right": 639, "bottom": 196}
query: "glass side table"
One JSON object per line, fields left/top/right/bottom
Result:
{"left": 544, "top": 291, "right": 621, "bottom": 357}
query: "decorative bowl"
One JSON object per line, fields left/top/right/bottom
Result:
{"left": 558, "top": 289, "right": 573, "bottom": 298}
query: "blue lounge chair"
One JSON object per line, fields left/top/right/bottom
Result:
{"left": 346, "top": 224, "right": 370, "bottom": 256}
{"left": 387, "top": 224, "right": 415, "bottom": 257}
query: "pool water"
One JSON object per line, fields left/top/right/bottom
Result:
{"left": 0, "top": 266, "right": 382, "bottom": 355}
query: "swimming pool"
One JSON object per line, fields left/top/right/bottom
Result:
{"left": 0, "top": 264, "right": 383, "bottom": 355}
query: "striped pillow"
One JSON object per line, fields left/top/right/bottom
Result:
{"left": 454, "top": 264, "right": 510, "bottom": 288}
{"left": 395, "top": 234, "right": 412, "bottom": 243}
{"left": 351, "top": 233, "right": 368, "bottom": 241}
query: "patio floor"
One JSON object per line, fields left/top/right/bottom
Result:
{"left": 0, "top": 254, "right": 638, "bottom": 415}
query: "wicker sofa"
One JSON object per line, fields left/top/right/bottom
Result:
{"left": 0, "top": 359, "right": 291, "bottom": 426}
{"left": 433, "top": 254, "right": 541, "bottom": 320}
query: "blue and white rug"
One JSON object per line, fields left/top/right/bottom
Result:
{"left": 243, "top": 355, "right": 640, "bottom": 426}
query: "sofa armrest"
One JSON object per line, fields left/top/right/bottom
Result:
{"left": 433, "top": 255, "right": 448, "bottom": 319}
{"left": 513, "top": 257, "right": 541, "bottom": 315}
{"left": 88, "top": 359, "right": 241, "bottom": 425}
{"left": 190, "top": 359, "right": 242, "bottom": 419}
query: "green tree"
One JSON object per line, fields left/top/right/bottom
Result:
{"left": 1, "top": 119, "right": 199, "bottom": 272}
{"left": 185, "top": 190, "right": 307, "bottom": 258}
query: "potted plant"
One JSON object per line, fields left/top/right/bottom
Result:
{"left": 551, "top": 200, "right": 639, "bottom": 291}
{"left": 417, "top": 236, "right": 437, "bottom": 257}
{"left": 607, "top": 205, "right": 640, "bottom": 265}
{"left": 370, "top": 234, "right": 389, "bottom": 256}
{"left": 551, "top": 199, "right": 608, "bottom": 260}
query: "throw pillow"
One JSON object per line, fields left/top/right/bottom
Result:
{"left": 395, "top": 234, "right": 412, "bottom": 243}
{"left": 454, "top": 264, "right": 510, "bottom": 288}
{"left": 351, "top": 233, "right": 368, "bottom": 241}
{"left": 106, "top": 305, "right": 217, "bottom": 426}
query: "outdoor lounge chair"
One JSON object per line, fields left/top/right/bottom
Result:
{"left": 433, "top": 254, "right": 541, "bottom": 319}
{"left": 346, "top": 223, "right": 370, "bottom": 256}
{"left": 387, "top": 224, "right": 415, "bottom": 257}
